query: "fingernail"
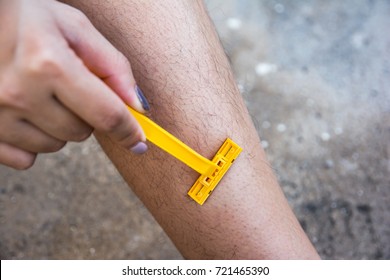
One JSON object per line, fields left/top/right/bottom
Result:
{"left": 130, "top": 142, "right": 148, "bottom": 154}
{"left": 135, "top": 85, "right": 150, "bottom": 111}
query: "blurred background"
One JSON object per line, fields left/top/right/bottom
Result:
{"left": 0, "top": 0, "right": 389, "bottom": 259}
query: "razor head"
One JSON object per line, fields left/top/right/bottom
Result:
{"left": 187, "top": 138, "right": 242, "bottom": 205}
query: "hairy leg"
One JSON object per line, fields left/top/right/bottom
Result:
{"left": 62, "top": 0, "right": 319, "bottom": 259}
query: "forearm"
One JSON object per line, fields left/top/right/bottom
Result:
{"left": 62, "top": 0, "right": 319, "bottom": 259}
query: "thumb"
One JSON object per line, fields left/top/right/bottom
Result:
{"left": 53, "top": 2, "right": 149, "bottom": 113}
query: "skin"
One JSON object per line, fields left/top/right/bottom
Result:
{"left": 0, "top": 0, "right": 320, "bottom": 259}
{"left": 0, "top": 0, "right": 147, "bottom": 170}
{"left": 60, "top": 0, "right": 320, "bottom": 259}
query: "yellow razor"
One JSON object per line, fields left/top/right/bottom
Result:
{"left": 128, "top": 107, "right": 242, "bottom": 205}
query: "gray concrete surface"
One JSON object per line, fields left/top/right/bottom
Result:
{"left": 0, "top": 0, "right": 389, "bottom": 259}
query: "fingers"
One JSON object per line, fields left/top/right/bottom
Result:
{"left": 54, "top": 56, "right": 146, "bottom": 149}
{"left": 27, "top": 95, "right": 93, "bottom": 142}
{"left": 53, "top": 2, "right": 149, "bottom": 149}
{"left": 0, "top": 142, "right": 36, "bottom": 170}
{"left": 0, "top": 117, "right": 66, "bottom": 153}
{"left": 53, "top": 2, "right": 147, "bottom": 113}
{"left": 0, "top": 0, "right": 148, "bottom": 168}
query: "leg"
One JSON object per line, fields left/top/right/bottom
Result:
{"left": 62, "top": 0, "right": 319, "bottom": 259}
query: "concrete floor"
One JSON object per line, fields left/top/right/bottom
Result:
{"left": 0, "top": 0, "right": 389, "bottom": 259}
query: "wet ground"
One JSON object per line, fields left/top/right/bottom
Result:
{"left": 0, "top": 0, "right": 389, "bottom": 259}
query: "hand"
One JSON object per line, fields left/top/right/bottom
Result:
{"left": 0, "top": 0, "right": 149, "bottom": 170}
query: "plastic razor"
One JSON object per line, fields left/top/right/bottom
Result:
{"left": 128, "top": 107, "right": 242, "bottom": 205}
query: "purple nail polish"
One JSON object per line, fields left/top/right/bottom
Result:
{"left": 135, "top": 85, "right": 150, "bottom": 111}
{"left": 130, "top": 142, "right": 148, "bottom": 154}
